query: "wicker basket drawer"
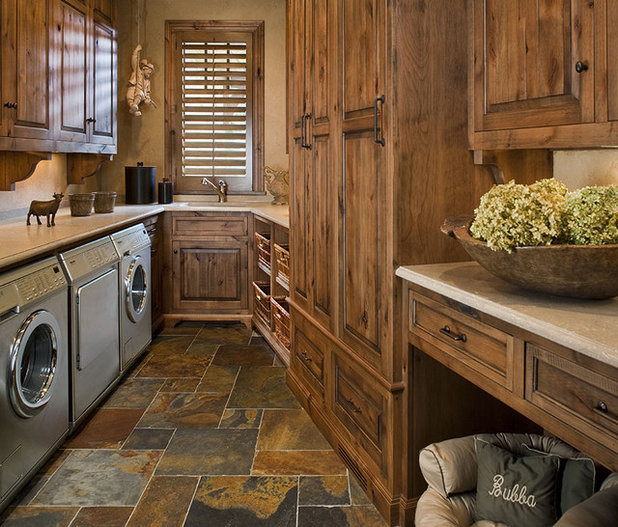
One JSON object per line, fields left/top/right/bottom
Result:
{"left": 255, "top": 232, "right": 271, "bottom": 272}
{"left": 271, "top": 296, "right": 290, "bottom": 350}
{"left": 252, "top": 281, "right": 271, "bottom": 326}
{"left": 274, "top": 243, "right": 290, "bottom": 287}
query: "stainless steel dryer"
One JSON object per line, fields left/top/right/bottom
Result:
{"left": 59, "top": 237, "right": 120, "bottom": 427}
{"left": 110, "top": 223, "right": 151, "bottom": 371}
{"left": 0, "top": 257, "right": 69, "bottom": 513}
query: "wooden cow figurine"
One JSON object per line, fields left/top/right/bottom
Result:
{"left": 27, "top": 193, "right": 64, "bottom": 227}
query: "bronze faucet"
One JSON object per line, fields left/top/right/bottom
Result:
{"left": 201, "top": 177, "right": 228, "bottom": 202}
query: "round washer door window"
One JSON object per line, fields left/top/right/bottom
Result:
{"left": 126, "top": 256, "right": 148, "bottom": 323}
{"left": 9, "top": 310, "right": 61, "bottom": 418}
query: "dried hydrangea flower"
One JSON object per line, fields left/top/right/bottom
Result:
{"left": 561, "top": 186, "right": 618, "bottom": 245}
{"left": 470, "top": 179, "right": 568, "bottom": 252}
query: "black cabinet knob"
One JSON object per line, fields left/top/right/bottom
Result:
{"left": 596, "top": 401, "right": 608, "bottom": 413}
{"left": 4, "top": 102, "right": 17, "bottom": 109}
{"left": 575, "top": 61, "right": 589, "bottom": 73}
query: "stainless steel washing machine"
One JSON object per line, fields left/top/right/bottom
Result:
{"left": 59, "top": 237, "right": 120, "bottom": 428}
{"left": 0, "top": 257, "right": 69, "bottom": 513}
{"left": 110, "top": 224, "right": 151, "bottom": 371}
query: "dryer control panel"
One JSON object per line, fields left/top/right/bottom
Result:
{"left": 59, "top": 237, "right": 119, "bottom": 283}
{"left": 15, "top": 264, "right": 67, "bottom": 303}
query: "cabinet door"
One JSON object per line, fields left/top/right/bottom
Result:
{"left": 472, "top": 0, "right": 595, "bottom": 132}
{"left": 55, "top": 0, "right": 89, "bottom": 142}
{"left": 93, "top": 0, "right": 114, "bottom": 25}
{"left": 172, "top": 238, "right": 249, "bottom": 313}
{"left": 0, "top": 0, "right": 54, "bottom": 139}
{"left": 339, "top": 0, "right": 388, "bottom": 363}
{"left": 89, "top": 18, "right": 116, "bottom": 144}
{"left": 607, "top": 2, "right": 618, "bottom": 122}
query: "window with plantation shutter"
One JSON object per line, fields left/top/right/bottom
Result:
{"left": 166, "top": 22, "right": 264, "bottom": 194}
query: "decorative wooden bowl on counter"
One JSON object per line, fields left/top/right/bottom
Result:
{"left": 441, "top": 216, "right": 618, "bottom": 300}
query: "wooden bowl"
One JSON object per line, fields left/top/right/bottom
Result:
{"left": 441, "top": 216, "right": 618, "bottom": 299}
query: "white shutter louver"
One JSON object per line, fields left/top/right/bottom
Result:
{"left": 181, "top": 40, "right": 249, "bottom": 181}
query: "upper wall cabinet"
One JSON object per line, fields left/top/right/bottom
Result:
{"left": 469, "top": 0, "right": 618, "bottom": 149}
{"left": 0, "top": 0, "right": 117, "bottom": 153}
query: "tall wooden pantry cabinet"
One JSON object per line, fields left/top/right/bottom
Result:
{"left": 287, "top": 0, "right": 495, "bottom": 524}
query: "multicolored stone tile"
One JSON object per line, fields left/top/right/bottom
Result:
{"left": 185, "top": 340, "right": 219, "bottom": 356}
{"left": 159, "top": 377, "right": 201, "bottom": 392}
{"left": 299, "top": 476, "right": 350, "bottom": 506}
{"left": 0, "top": 506, "right": 78, "bottom": 526}
{"left": 349, "top": 475, "right": 373, "bottom": 506}
{"left": 70, "top": 506, "right": 133, "bottom": 527}
{"left": 136, "top": 352, "right": 211, "bottom": 378}
{"left": 64, "top": 408, "right": 145, "bottom": 449}
{"left": 102, "top": 378, "right": 164, "bottom": 409}
{"left": 195, "top": 323, "right": 252, "bottom": 345}
{"left": 195, "top": 365, "right": 239, "bottom": 394}
{"left": 156, "top": 429, "right": 258, "bottom": 476}
{"left": 227, "top": 366, "right": 300, "bottom": 409}
{"left": 257, "top": 409, "right": 332, "bottom": 451}
{"left": 212, "top": 344, "right": 275, "bottom": 366}
{"left": 219, "top": 409, "right": 263, "bottom": 429}
{"left": 251, "top": 451, "right": 347, "bottom": 476}
{"left": 137, "top": 392, "right": 227, "bottom": 429}
{"left": 185, "top": 476, "right": 297, "bottom": 527}
{"left": 126, "top": 476, "right": 198, "bottom": 527}
{"left": 122, "top": 428, "right": 175, "bottom": 450}
{"left": 33, "top": 450, "right": 161, "bottom": 506}
{"left": 297, "top": 505, "right": 387, "bottom": 526}
{"left": 146, "top": 336, "right": 195, "bottom": 355}
{"left": 158, "top": 321, "right": 204, "bottom": 336}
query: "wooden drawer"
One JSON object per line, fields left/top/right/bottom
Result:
{"left": 333, "top": 352, "right": 388, "bottom": 471}
{"left": 410, "top": 292, "right": 515, "bottom": 391}
{"left": 292, "top": 318, "right": 326, "bottom": 401}
{"left": 526, "top": 344, "right": 618, "bottom": 453}
{"left": 172, "top": 213, "right": 249, "bottom": 237}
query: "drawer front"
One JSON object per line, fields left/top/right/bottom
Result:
{"left": 291, "top": 318, "right": 326, "bottom": 400}
{"left": 526, "top": 344, "right": 618, "bottom": 447}
{"left": 172, "top": 213, "right": 249, "bottom": 237}
{"left": 333, "top": 352, "right": 388, "bottom": 470}
{"left": 411, "top": 293, "right": 514, "bottom": 390}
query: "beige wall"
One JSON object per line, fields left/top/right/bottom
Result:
{"left": 0, "top": 155, "right": 98, "bottom": 220}
{"left": 100, "top": 0, "right": 288, "bottom": 197}
{"left": 553, "top": 150, "right": 618, "bottom": 190}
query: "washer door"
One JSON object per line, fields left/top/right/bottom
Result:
{"left": 126, "top": 255, "right": 148, "bottom": 323}
{"left": 9, "top": 310, "right": 61, "bottom": 418}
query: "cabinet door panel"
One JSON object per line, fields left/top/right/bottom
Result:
{"left": 341, "top": 131, "right": 382, "bottom": 357}
{"left": 341, "top": 0, "right": 384, "bottom": 118}
{"left": 56, "top": 0, "right": 88, "bottom": 141}
{"left": 90, "top": 20, "right": 116, "bottom": 143}
{"left": 290, "top": 0, "right": 306, "bottom": 127}
{"left": 1, "top": 0, "right": 53, "bottom": 139}
{"left": 291, "top": 138, "right": 311, "bottom": 310}
{"left": 608, "top": 3, "right": 618, "bottom": 121}
{"left": 310, "top": 0, "right": 331, "bottom": 124}
{"left": 474, "top": 0, "right": 595, "bottom": 130}
{"left": 172, "top": 238, "right": 248, "bottom": 312}
{"left": 312, "top": 133, "right": 334, "bottom": 328}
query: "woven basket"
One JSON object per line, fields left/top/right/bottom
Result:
{"left": 93, "top": 191, "right": 117, "bottom": 213}
{"left": 252, "top": 281, "right": 271, "bottom": 326}
{"left": 69, "top": 193, "right": 95, "bottom": 216}
{"left": 271, "top": 296, "right": 290, "bottom": 350}
{"left": 255, "top": 231, "right": 271, "bottom": 272}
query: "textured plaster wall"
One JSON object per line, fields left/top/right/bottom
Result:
{"left": 100, "top": 0, "right": 288, "bottom": 197}
{"left": 553, "top": 150, "right": 618, "bottom": 190}
{"left": 0, "top": 155, "right": 98, "bottom": 220}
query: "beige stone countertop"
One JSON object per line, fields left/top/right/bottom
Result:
{"left": 396, "top": 262, "right": 618, "bottom": 368}
{"left": 163, "top": 200, "right": 290, "bottom": 228}
{"left": 0, "top": 205, "right": 164, "bottom": 270}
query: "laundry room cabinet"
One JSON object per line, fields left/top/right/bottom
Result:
{"left": 287, "top": 0, "right": 495, "bottom": 524}
{"left": 469, "top": 0, "right": 618, "bottom": 149}
{"left": 162, "top": 212, "right": 251, "bottom": 326}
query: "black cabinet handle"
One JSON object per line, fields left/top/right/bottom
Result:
{"left": 300, "top": 113, "right": 306, "bottom": 148}
{"left": 373, "top": 95, "right": 385, "bottom": 146}
{"left": 575, "top": 61, "right": 589, "bottom": 73}
{"left": 86, "top": 117, "right": 96, "bottom": 123}
{"left": 300, "top": 350, "right": 312, "bottom": 362}
{"left": 346, "top": 397, "right": 362, "bottom": 414}
{"left": 439, "top": 325, "right": 467, "bottom": 342}
{"left": 4, "top": 102, "right": 17, "bottom": 109}
{"left": 596, "top": 401, "right": 608, "bottom": 413}
{"left": 301, "top": 114, "right": 312, "bottom": 149}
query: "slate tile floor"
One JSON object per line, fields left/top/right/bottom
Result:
{"left": 1, "top": 322, "right": 387, "bottom": 527}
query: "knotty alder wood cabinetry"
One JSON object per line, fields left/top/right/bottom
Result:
{"left": 0, "top": 0, "right": 117, "bottom": 189}
{"left": 470, "top": 0, "right": 618, "bottom": 149}
{"left": 405, "top": 283, "right": 618, "bottom": 497}
{"left": 162, "top": 212, "right": 251, "bottom": 326}
{"left": 287, "top": 0, "right": 494, "bottom": 524}
{"left": 142, "top": 215, "right": 164, "bottom": 332}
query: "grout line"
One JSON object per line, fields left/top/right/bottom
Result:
{"left": 180, "top": 474, "right": 201, "bottom": 527}
{"left": 66, "top": 507, "right": 82, "bottom": 527}
{"left": 217, "top": 366, "right": 242, "bottom": 429}
{"left": 296, "top": 474, "right": 300, "bottom": 527}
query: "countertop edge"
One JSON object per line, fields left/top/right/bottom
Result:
{"left": 396, "top": 265, "right": 618, "bottom": 369}
{"left": 162, "top": 203, "right": 289, "bottom": 228}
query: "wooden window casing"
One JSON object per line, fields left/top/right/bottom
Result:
{"left": 166, "top": 21, "right": 264, "bottom": 194}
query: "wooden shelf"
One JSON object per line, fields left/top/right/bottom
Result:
{"left": 253, "top": 314, "right": 290, "bottom": 367}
